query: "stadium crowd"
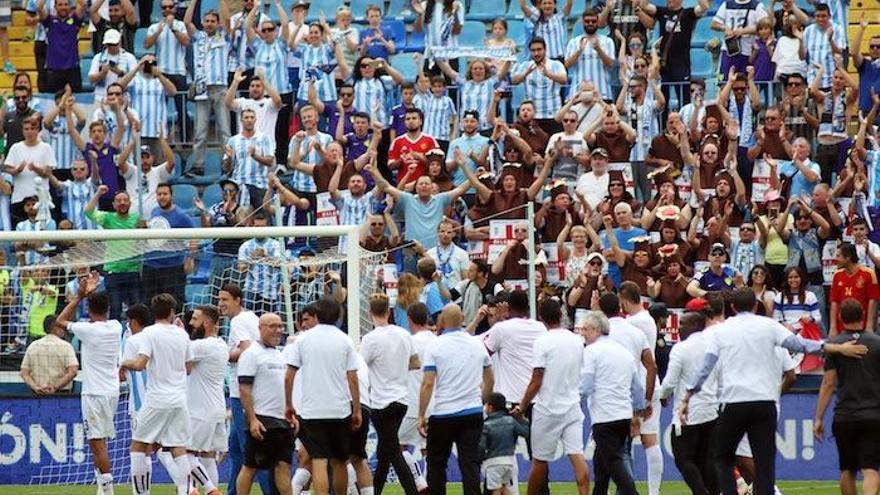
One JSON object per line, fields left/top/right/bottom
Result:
{"left": 3, "top": 0, "right": 880, "bottom": 493}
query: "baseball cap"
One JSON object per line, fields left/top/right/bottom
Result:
{"left": 685, "top": 298, "right": 708, "bottom": 313}
{"left": 292, "top": 0, "right": 309, "bottom": 9}
{"left": 219, "top": 179, "right": 239, "bottom": 191}
{"left": 591, "top": 147, "right": 609, "bottom": 158}
{"left": 425, "top": 148, "right": 445, "bottom": 161}
{"left": 139, "top": 145, "right": 152, "bottom": 156}
{"left": 710, "top": 242, "right": 727, "bottom": 254}
{"left": 102, "top": 29, "right": 121, "bottom": 45}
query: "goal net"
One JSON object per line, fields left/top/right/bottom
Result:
{"left": 0, "top": 224, "right": 385, "bottom": 486}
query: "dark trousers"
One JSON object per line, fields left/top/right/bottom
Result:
{"left": 275, "top": 93, "right": 293, "bottom": 166}
{"left": 736, "top": 145, "right": 752, "bottom": 200}
{"left": 592, "top": 419, "right": 638, "bottom": 495}
{"left": 815, "top": 143, "right": 842, "bottom": 185}
{"left": 672, "top": 419, "right": 718, "bottom": 495}
{"left": 45, "top": 68, "right": 82, "bottom": 93}
{"left": 426, "top": 413, "right": 482, "bottom": 495}
{"left": 105, "top": 271, "right": 141, "bottom": 320}
{"left": 714, "top": 401, "right": 777, "bottom": 495}
{"left": 228, "top": 397, "right": 277, "bottom": 495}
{"left": 137, "top": 0, "right": 153, "bottom": 27}
{"left": 35, "top": 41, "right": 47, "bottom": 92}
{"left": 371, "top": 402, "right": 418, "bottom": 495}
{"left": 142, "top": 264, "right": 187, "bottom": 312}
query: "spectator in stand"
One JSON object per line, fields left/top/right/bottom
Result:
{"left": 89, "top": 0, "right": 137, "bottom": 54}
{"left": 331, "top": 7, "right": 359, "bottom": 75}
{"left": 118, "top": 54, "right": 178, "bottom": 150}
{"left": 141, "top": 184, "right": 195, "bottom": 312}
{"left": 436, "top": 59, "right": 510, "bottom": 134}
{"left": 37, "top": 0, "right": 85, "bottom": 93}
{"left": 39, "top": 159, "right": 98, "bottom": 230}
{"left": 194, "top": 179, "right": 247, "bottom": 292}
{"left": 829, "top": 242, "right": 880, "bottom": 336}
{"left": 5, "top": 115, "right": 55, "bottom": 224}
{"left": 546, "top": 109, "right": 590, "bottom": 183}
{"left": 145, "top": 0, "right": 190, "bottom": 139}
{"left": 618, "top": 74, "right": 665, "bottom": 201}
{"left": 768, "top": 0, "right": 810, "bottom": 38}
{"left": 360, "top": 4, "right": 396, "bottom": 60}
{"left": 803, "top": 3, "right": 845, "bottom": 89}
{"left": 446, "top": 111, "right": 490, "bottom": 187}
{"left": 223, "top": 108, "right": 274, "bottom": 210}
{"left": 311, "top": 82, "right": 356, "bottom": 138}
{"left": 287, "top": 105, "right": 333, "bottom": 225}
{"left": 565, "top": 10, "right": 616, "bottom": 102}
{"left": 359, "top": 208, "right": 400, "bottom": 261}
{"left": 388, "top": 108, "right": 439, "bottom": 187}
{"left": 416, "top": 75, "right": 457, "bottom": 151}
{"left": 184, "top": 0, "right": 232, "bottom": 178}
{"left": 92, "top": 82, "right": 140, "bottom": 144}
{"left": 512, "top": 38, "right": 567, "bottom": 135}
{"left": 555, "top": 82, "right": 605, "bottom": 136}
{"left": 84, "top": 186, "right": 141, "bottom": 319}
{"left": 228, "top": 0, "right": 269, "bottom": 87}
{"left": 414, "top": 0, "right": 465, "bottom": 71}
{"left": 1, "top": 84, "right": 40, "bottom": 148}
{"left": 292, "top": 19, "right": 347, "bottom": 113}
{"left": 711, "top": 0, "right": 768, "bottom": 80}
{"left": 687, "top": 243, "right": 741, "bottom": 297}
{"left": 352, "top": 56, "right": 404, "bottom": 129}
{"left": 328, "top": 160, "right": 376, "bottom": 250}
{"left": 226, "top": 69, "right": 282, "bottom": 143}
{"left": 519, "top": 0, "right": 571, "bottom": 62}
{"left": 853, "top": 14, "right": 880, "bottom": 123}
{"left": 238, "top": 212, "right": 284, "bottom": 313}
{"left": 67, "top": 104, "right": 127, "bottom": 212}
{"left": 20, "top": 315, "right": 78, "bottom": 394}
{"left": 89, "top": 29, "right": 139, "bottom": 104}
{"left": 40, "top": 89, "right": 83, "bottom": 184}
{"left": 426, "top": 219, "right": 470, "bottom": 288}
{"left": 24, "top": 0, "right": 52, "bottom": 92}
{"left": 718, "top": 67, "right": 762, "bottom": 191}
{"left": 122, "top": 135, "right": 176, "bottom": 218}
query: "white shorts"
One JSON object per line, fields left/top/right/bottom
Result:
{"left": 483, "top": 461, "right": 515, "bottom": 490}
{"left": 530, "top": 406, "right": 584, "bottom": 462}
{"left": 736, "top": 434, "right": 752, "bottom": 458}
{"left": 641, "top": 395, "right": 662, "bottom": 435}
{"left": 133, "top": 405, "right": 190, "bottom": 447}
{"left": 189, "top": 417, "right": 228, "bottom": 453}
{"left": 398, "top": 416, "right": 425, "bottom": 450}
{"left": 82, "top": 395, "right": 118, "bottom": 440}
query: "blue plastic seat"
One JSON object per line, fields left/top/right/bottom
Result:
{"left": 467, "top": 0, "right": 505, "bottom": 21}
{"left": 390, "top": 53, "right": 419, "bottom": 82}
{"left": 690, "top": 48, "right": 714, "bottom": 79}
{"left": 691, "top": 16, "right": 715, "bottom": 47}
{"left": 405, "top": 28, "right": 426, "bottom": 53}
{"left": 506, "top": 19, "right": 527, "bottom": 46}
{"left": 349, "top": 0, "right": 374, "bottom": 20}
{"left": 387, "top": 0, "right": 417, "bottom": 21}
{"left": 172, "top": 184, "right": 199, "bottom": 214}
{"left": 460, "top": 20, "right": 486, "bottom": 46}
{"left": 202, "top": 184, "right": 223, "bottom": 208}
{"left": 134, "top": 28, "right": 150, "bottom": 58}
{"left": 384, "top": 19, "right": 407, "bottom": 47}
{"left": 200, "top": 0, "right": 218, "bottom": 17}
{"left": 506, "top": 0, "right": 526, "bottom": 19}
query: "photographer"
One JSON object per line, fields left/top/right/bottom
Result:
{"left": 88, "top": 29, "right": 138, "bottom": 103}
{"left": 118, "top": 54, "right": 178, "bottom": 155}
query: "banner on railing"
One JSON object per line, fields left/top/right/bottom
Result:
{"left": 430, "top": 46, "right": 518, "bottom": 61}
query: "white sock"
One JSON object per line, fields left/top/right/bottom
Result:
{"left": 402, "top": 450, "right": 427, "bottom": 491}
{"left": 188, "top": 454, "right": 218, "bottom": 491}
{"left": 292, "top": 468, "right": 312, "bottom": 494}
{"left": 130, "top": 453, "right": 150, "bottom": 495}
{"left": 99, "top": 472, "right": 115, "bottom": 495}
{"left": 347, "top": 463, "right": 358, "bottom": 495}
{"left": 172, "top": 455, "right": 192, "bottom": 495}
{"left": 157, "top": 450, "right": 179, "bottom": 484}
{"left": 645, "top": 444, "right": 663, "bottom": 495}
{"left": 360, "top": 487, "right": 375, "bottom": 495}
{"left": 201, "top": 456, "right": 219, "bottom": 486}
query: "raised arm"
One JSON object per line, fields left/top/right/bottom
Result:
{"left": 183, "top": 0, "right": 198, "bottom": 36}
{"left": 89, "top": 0, "right": 106, "bottom": 25}
{"left": 527, "top": 153, "right": 554, "bottom": 200}
{"left": 458, "top": 157, "right": 492, "bottom": 202}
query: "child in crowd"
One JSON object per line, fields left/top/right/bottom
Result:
{"left": 480, "top": 392, "right": 529, "bottom": 495}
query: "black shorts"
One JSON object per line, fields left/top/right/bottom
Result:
{"left": 244, "top": 416, "right": 295, "bottom": 469}
{"left": 833, "top": 420, "right": 880, "bottom": 472}
{"left": 349, "top": 406, "right": 370, "bottom": 459}
{"left": 299, "top": 417, "right": 352, "bottom": 461}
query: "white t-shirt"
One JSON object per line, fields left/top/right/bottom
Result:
{"left": 581, "top": 335, "right": 641, "bottom": 424}
{"left": 237, "top": 339, "right": 287, "bottom": 420}
{"left": 228, "top": 310, "right": 260, "bottom": 399}
{"left": 124, "top": 163, "right": 171, "bottom": 217}
{"left": 406, "top": 330, "right": 437, "bottom": 418}
{"left": 608, "top": 316, "right": 651, "bottom": 364}
{"left": 532, "top": 328, "right": 585, "bottom": 416}
{"left": 234, "top": 97, "right": 280, "bottom": 144}
{"left": 187, "top": 336, "right": 229, "bottom": 421}
{"left": 138, "top": 323, "right": 192, "bottom": 409}
{"left": 68, "top": 320, "right": 122, "bottom": 397}
{"left": 286, "top": 323, "right": 359, "bottom": 420}
{"left": 486, "top": 317, "right": 547, "bottom": 402}
{"left": 360, "top": 324, "right": 416, "bottom": 410}
{"left": 575, "top": 171, "right": 610, "bottom": 210}
{"left": 426, "top": 243, "right": 471, "bottom": 288}
{"left": 423, "top": 329, "right": 491, "bottom": 417}
{"left": 856, "top": 240, "right": 880, "bottom": 270}
{"left": 4, "top": 140, "right": 56, "bottom": 203}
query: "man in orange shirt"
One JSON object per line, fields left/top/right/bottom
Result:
{"left": 830, "top": 242, "right": 880, "bottom": 336}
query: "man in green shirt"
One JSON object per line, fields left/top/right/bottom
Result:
{"left": 21, "top": 267, "right": 59, "bottom": 341}
{"left": 85, "top": 185, "right": 141, "bottom": 319}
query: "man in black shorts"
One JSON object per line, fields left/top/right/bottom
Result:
{"left": 285, "top": 297, "right": 362, "bottom": 495}
{"left": 236, "top": 313, "right": 295, "bottom": 495}
{"left": 815, "top": 298, "right": 880, "bottom": 495}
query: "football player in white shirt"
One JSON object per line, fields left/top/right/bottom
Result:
{"left": 515, "top": 299, "right": 590, "bottom": 495}
{"left": 619, "top": 282, "right": 663, "bottom": 495}
{"left": 186, "top": 305, "right": 230, "bottom": 491}
{"left": 287, "top": 304, "right": 318, "bottom": 495}
{"left": 122, "top": 294, "right": 220, "bottom": 495}
{"left": 56, "top": 272, "right": 122, "bottom": 495}
{"left": 398, "top": 303, "right": 435, "bottom": 492}
{"left": 360, "top": 293, "right": 421, "bottom": 495}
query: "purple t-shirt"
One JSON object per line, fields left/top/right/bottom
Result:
{"left": 752, "top": 38, "right": 775, "bottom": 81}
{"left": 44, "top": 15, "right": 83, "bottom": 70}
{"left": 389, "top": 104, "right": 411, "bottom": 137}
{"left": 322, "top": 102, "right": 355, "bottom": 136}
{"left": 84, "top": 141, "right": 122, "bottom": 200}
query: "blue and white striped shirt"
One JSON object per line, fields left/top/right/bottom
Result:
{"left": 41, "top": 115, "right": 80, "bottom": 170}
{"left": 824, "top": 0, "right": 849, "bottom": 38}
{"left": 59, "top": 180, "right": 97, "bottom": 230}
{"left": 334, "top": 190, "right": 371, "bottom": 250}
{"left": 295, "top": 43, "right": 337, "bottom": 102}
{"left": 88, "top": 49, "right": 139, "bottom": 101}
{"left": 25, "top": 0, "right": 55, "bottom": 42}
{"left": 253, "top": 38, "right": 292, "bottom": 95}
{"left": 238, "top": 237, "right": 283, "bottom": 300}
{"left": 456, "top": 75, "right": 497, "bottom": 131}
{"left": 624, "top": 98, "right": 661, "bottom": 161}
{"left": 525, "top": 9, "right": 567, "bottom": 60}
{"left": 773, "top": 291, "right": 822, "bottom": 328}
{"left": 121, "top": 330, "right": 148, "bottom": 413}
{"left": 128, "top": 74, "right": 168, "bottom": 139}
{"left": 146, "top": 20, "right": 188, "bottom": 76}
{"left": 513, "top": 59, "right": 566, "bottom": 119}
{"left": 288, "top": 131, "right": 333, "bottom": 193}
{"left": 566, "top": 35, "right": 617, "bottom": 101}
{"left": 15, "top": 218, "right": 57, "bottom": 265}
{"left": 425, "top": 1, "right": 464, "bottom": 55}
{"left": 0, "top": 173, "right": 11, "bottom": 231}
{"left": 92, "top": 106, "right": 140, "bottom": 146}
{"left": 192, "top": 30, "right": 231, "bottom": 87}
{"left": 804, "top": 22, "right": 847, "bottom": 88}
{"left": 227, "top": 131, "right": 274, "bottom": 189}
{"left": 228, "top": 10, "right": 269, "bottom": 71}
{"left": 416, "top": 93, "right": 456, "bottom": 141}
{"left": 354, "top": 78, "right": 388, "bottom": 126}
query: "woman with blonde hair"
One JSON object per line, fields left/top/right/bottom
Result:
{"left": 393, "top": 272, "right": 423, "bottom": 330}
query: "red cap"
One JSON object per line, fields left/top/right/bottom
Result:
{"left": 685, "top": 298, "right": 708, "bottom": 313}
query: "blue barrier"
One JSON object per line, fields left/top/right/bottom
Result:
{"left": 0, "top": 392, "right": 838, "bottom": 485}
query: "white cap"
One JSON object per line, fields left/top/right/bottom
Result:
{"left": 103, "top": 29, "right": 122, "bottom": 45}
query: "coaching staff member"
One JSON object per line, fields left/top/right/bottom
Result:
{"left": 285, "top": 297, "right": 362, "bottom": 495}
{"left": 418, "top": 303, "right": 494, "bottom": 495}
{"left": 815, "top": 298, "right": 880, "bottom": 495}
{"left": 235, "top": 312, "right": 294, "bottom": 495}
{"left": 682, "top": 288, "right": 868, "bottom": 495}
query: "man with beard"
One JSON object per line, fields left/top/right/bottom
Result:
{"left": 779, "top": 73, "right": 819, "bottom": 145}
{"left": 447, "top": 111, "right": 490, "bottom": 189}
{"left": 0, "top": 85, "right": 40, "bottom": 147}
{"left": 329, "top": 168, "right": 374, "bottom": 251}
{"left": 619, "top": 75, "right": 666, "bottom": 201}
{"left": 512, "top": 37, "right": 567, "bottom": 135}
{"left": 88, "top": 0, "right": 137, "bottom": 53}
{"left": 85, "top": 186, "right": 140, "bottom": 319}
{"left": 224, "top": 108, "right": 274, "bottom": 210}
{"left": 565, "top": 10, "right": 616, "bottom": 101}
{"left": 388, "top": 108, "right": 438, "bottom": 186}
{"left": 186, "top": 305, "right": 229, "bottom": 493}
{"left": 142, "top": 183, "right": 195, "bottom": 311}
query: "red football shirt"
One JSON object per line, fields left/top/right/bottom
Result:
{"left": 830, "top": 266, "right": 880, "bottom": 330}
{"left": 388, "top": 133, "right": 438, "bottom": 185}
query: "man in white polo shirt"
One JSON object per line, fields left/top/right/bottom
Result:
{"left": 399, "top": 303, "right": 435, "bottom": 492}
{"left": 56, "top": 272, "right": 121, "bottom": 495}
{"left": 418, "top": 304, "right": 493, "bottom": 495}
{"left": 580, "top": 310, "right": 647, "bottom": 495}
{"left": 360, "top": 293, "right": 421, "bottom": 495}
{"left": 515, "top": 299, "right": 590, "bottom": 495}
{"left": 619, "top": 281, "right": 663, "bottom": 495}
{"left": 235, "top": 312, "right": 294, "bottom": 495}
{"left": 284, "top": 297, "right": 361, "bottom": 495}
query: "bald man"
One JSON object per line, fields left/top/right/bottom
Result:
{"left": 418, "top": 303, "right": 494, "bottom": 495}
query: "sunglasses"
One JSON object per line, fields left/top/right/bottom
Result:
{"left": 340, "top": 92, "right": 354, "bottom": 97}
{"left": 733, "top": 86, "right": 747, "bottom": 91}
{"left": 262, "top": 26, "right": 276, "bottom": 32}
{"left": 107, "top": 91, "right": 122, "bottom": 96}
{"left": 786, "top": 81, "right": 802, "bottom": 87}
{"left": 589, "top": 260, "right": 603, "bottom": 266}
{"left": 14, "top": 95, "right": 29, "bottom": 101}
{"left": 610, "top": 183, "right": 624, "bottom": 187}
{"left": 765, "top": 116, "right": 778, "bottom": 121}
{"left": 740, "top": 226, "right": 755, "bottom": 231}
{"left": 563, "top": 118, "right": 577, "bottom": 123}
{"left": 870, "top": 44, "right": 880, "bottom": 49}
{"left": 710, "top": 251, "right": 725, "bottom": 257}
{"left": 161, "top": 4, "right": 174, "bottom": 9}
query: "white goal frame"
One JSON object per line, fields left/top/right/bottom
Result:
{"left": 0, "top": 225, "right": 364, "bottom": 340}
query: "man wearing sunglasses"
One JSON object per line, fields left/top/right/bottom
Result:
{"left": 88, "top": 29, "right": 138, "bottom": 104}
{"left": 0, "top": 85, "right": 39, "bottom": 148}
{"left": 145, "top": 0, "right": 190, "bottom": 139}
{"left": 687, "top": 242, "right": 740, "bottom": 298}
{"left": 852, "top": 12, "right": 880, "bottom": 123}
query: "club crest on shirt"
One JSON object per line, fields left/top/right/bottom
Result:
{"left": 856, "top": 277, "right": 865, "bottom": 289}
